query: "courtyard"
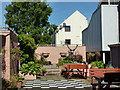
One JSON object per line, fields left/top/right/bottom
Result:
{"left": 1, "top": 1, "right": 120, "bottom": 90}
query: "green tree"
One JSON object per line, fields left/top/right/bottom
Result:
{"left": 18, "top": 34, "right": 36, "bottom": 64}
{"left": 5, "top": 2, "right": 56, "bottom": 44}
{"left": 5, "top": 2, "right": 57, "bottom": 75}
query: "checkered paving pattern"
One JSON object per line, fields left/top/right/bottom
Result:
{"left": 23, "top": 80, "right": 91, "bottom": 89}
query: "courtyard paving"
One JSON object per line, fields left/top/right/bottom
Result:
{"left": 22, "top": 64, "right": 92, "bottom": 89}
{"left": 23, "top": 75, "right": 92, "bottom": 90}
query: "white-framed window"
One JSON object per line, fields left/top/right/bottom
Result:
{"left": 65, "top": 26, "right": 70, "bottom": 32}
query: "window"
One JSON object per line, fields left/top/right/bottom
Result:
{"left": 65, "top": 26, "right": 70, "bottom": 32}
{"left": 65, "top": 39, "right": 71, "bottom": 45}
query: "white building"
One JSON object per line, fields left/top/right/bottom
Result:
{"left": 55, "top": 10, "right": 88, "bottom": 46}
{"left": 82, "top": 2, "right": 119, "bottom": 64}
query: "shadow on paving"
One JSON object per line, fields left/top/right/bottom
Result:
{"left": 103, "top": 88, "right": 120, "bottom": 90}
{"left": 40, "top": 75, "right": 66, "bottom": 80}
{"left": 40, "top": 74, "right": 88, "bottom": 80}
{"left": 15, "top": 87, "right": 92, "bottom": 90}
{"left": 7, "top": 87, "right": 120, "bottom": 90}
{"left": 39, "top": 74, "right": 91, "bottom": 86}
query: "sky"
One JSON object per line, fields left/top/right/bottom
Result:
{"left": 48, "top": 2, "right": 99, "bottom": 25}
{"left": 0, "top": 1, "right": 99, "bottom": 27}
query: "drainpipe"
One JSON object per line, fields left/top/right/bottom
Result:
{"left": 103, "top": 53, "right": 106, "bottom": 64}
{"left": 108, "top": 0, "right": 110, "bottom": 5}
{"left": 118, "top": 2, "right": 120, "bottom": 42}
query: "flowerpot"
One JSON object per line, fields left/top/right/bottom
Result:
{"left": 17, "top": 81, "right": 23, "bottom": 88}
{"left": 40, "top": 72, "right": 45, "bottom": 76}
{"left": 60, "top": 52, "right": 67, "bottom": 57}
{"left": 42, "top": 53, "right": 49, "bottom": 58}
{"left": 73, "top": 55, "right": 82, "bottom": 60}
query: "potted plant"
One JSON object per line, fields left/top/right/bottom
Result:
{"left": 73, "top": 55, "right": 82, "bottom": 60}
{"left": 20, "top": 61, "right": 47, "bottom": 79}
{"left": 40, "top": 67, "right": 47, "bottom": 76}
{"left": 42, "top": 53, "right": 49, "bottom": 58}
{"left": 15, "top": 75, "right": 24, "bottom": 88}
{"left": 60, "top": 52, "right": 67, "bottom": 57}
{"left": 61, "top": 68, "right": 66, "bottom": 75}
{"left": 90, "top": 61, "right": 104, "bottom": 69}
{"left": 56, "top": 59, "right": 73, "bottom": 67}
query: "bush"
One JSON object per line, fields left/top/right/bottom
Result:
{"left": 63, "top": 56, "right": 71, "bottom": 60}
{"left": 90, "top": 61, "right": 104, "bottom": 68}
{"left": 8, "top": 75, "right": 18, "bottom": 88}
{"left": 56, "top": 60, "right": 73, "bottom": 67}
{"left": 20, "top": 61, "right": 43, "bottom": 75}
{"left": 36, "top": 59, "right": 52, "bottom": 65}
{"left": 15, "top": 75, "right": 24, "bottom": 81}
{"left": 2, "top": 78, "right": 10, "bottom": 89}
{"left": 2, "top": 75, "right": 23, "bottom": 89}
{"left": 41, "top": 67, "right": 47, "bottom": 73}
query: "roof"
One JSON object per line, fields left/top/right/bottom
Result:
{"left": 60, "top": 10, "right": 87, "bottom": 25}
{"left": 0, "top": 27, "right": 18, "bottom": 36}
{"left": 108, "top": 43, "right": 120, "bottom": 48}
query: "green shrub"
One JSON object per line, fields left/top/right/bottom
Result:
{"left": 63, "top": 56, "right": 71, "bottom": 60}
{"left": 36, "top": 59, "right": 52, "bottom": 65}
{"left": 20, "top": 61, "right": 43, "bottom": 75}
{"left": 56, "top": 60, "right": 73, "bottom": 67}
{"left": 2, "top": 78, "right": 10, "bottom": 89}
{"left": 90, "top": 61, "right": 104, "bottom": 68}
{"left": 61, "top": 68, "right": 66, "bottom": 72}
{"left": 41, "top": 67, "right": 47, "bottom": 73}
{"left": 15, "top": 75, "right": 24, "bottom": 81}
{"left": 8, "top": 75, "right": 17, "bottom": 88}
{"left": 2, "top": 75, "right": 24, "bottom": 89}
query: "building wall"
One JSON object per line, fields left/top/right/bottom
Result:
{"left": 101, "top": 5, "right": 119, "bottom": 51}
{"left": 82, "top": 7, "right": 102, "bottom": 52}
{"left": 109, "top": 44, "right": 120, "bottom": 68}
{"left": 0, "top": 30, "right": 18, "bottom": 80}
{"left": 0, "top": 31, "right": 11, "bottom": 80}
{"left": 10, "top": 31, "right": 19, "bottom": 78}
{"left": 56, "top": 10, "right": 88, "bottom": 46}
{"left": 35, "top": 46, "right": 86, "bottom": 64}
{"left": 82, "top": 5, "right": 119, "bottom": 52}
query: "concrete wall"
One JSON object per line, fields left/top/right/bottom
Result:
{"left": 101, "top": 5, "right": 119, "bottom": 51}
{"left": 35, "top": 46, "right": 86, "bottom": 64}
{"left": 82, "top": 7, "right": 102, "bottom": 52}
{"left": 56, "top": 10, "right": 88, "bottom": 46}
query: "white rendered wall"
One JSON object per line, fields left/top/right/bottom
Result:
{"left": 101, "top": 5, "right": 119, "bottom": 51}
{"left": 56, "top": 10, "right": 88, "bottom": 46}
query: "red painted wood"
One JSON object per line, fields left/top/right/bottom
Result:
{"left": 62, "top": 64, "right": 88, "bottom": 78}
{"left": 89, "top": 68, "right": 120, "bottom": 83}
